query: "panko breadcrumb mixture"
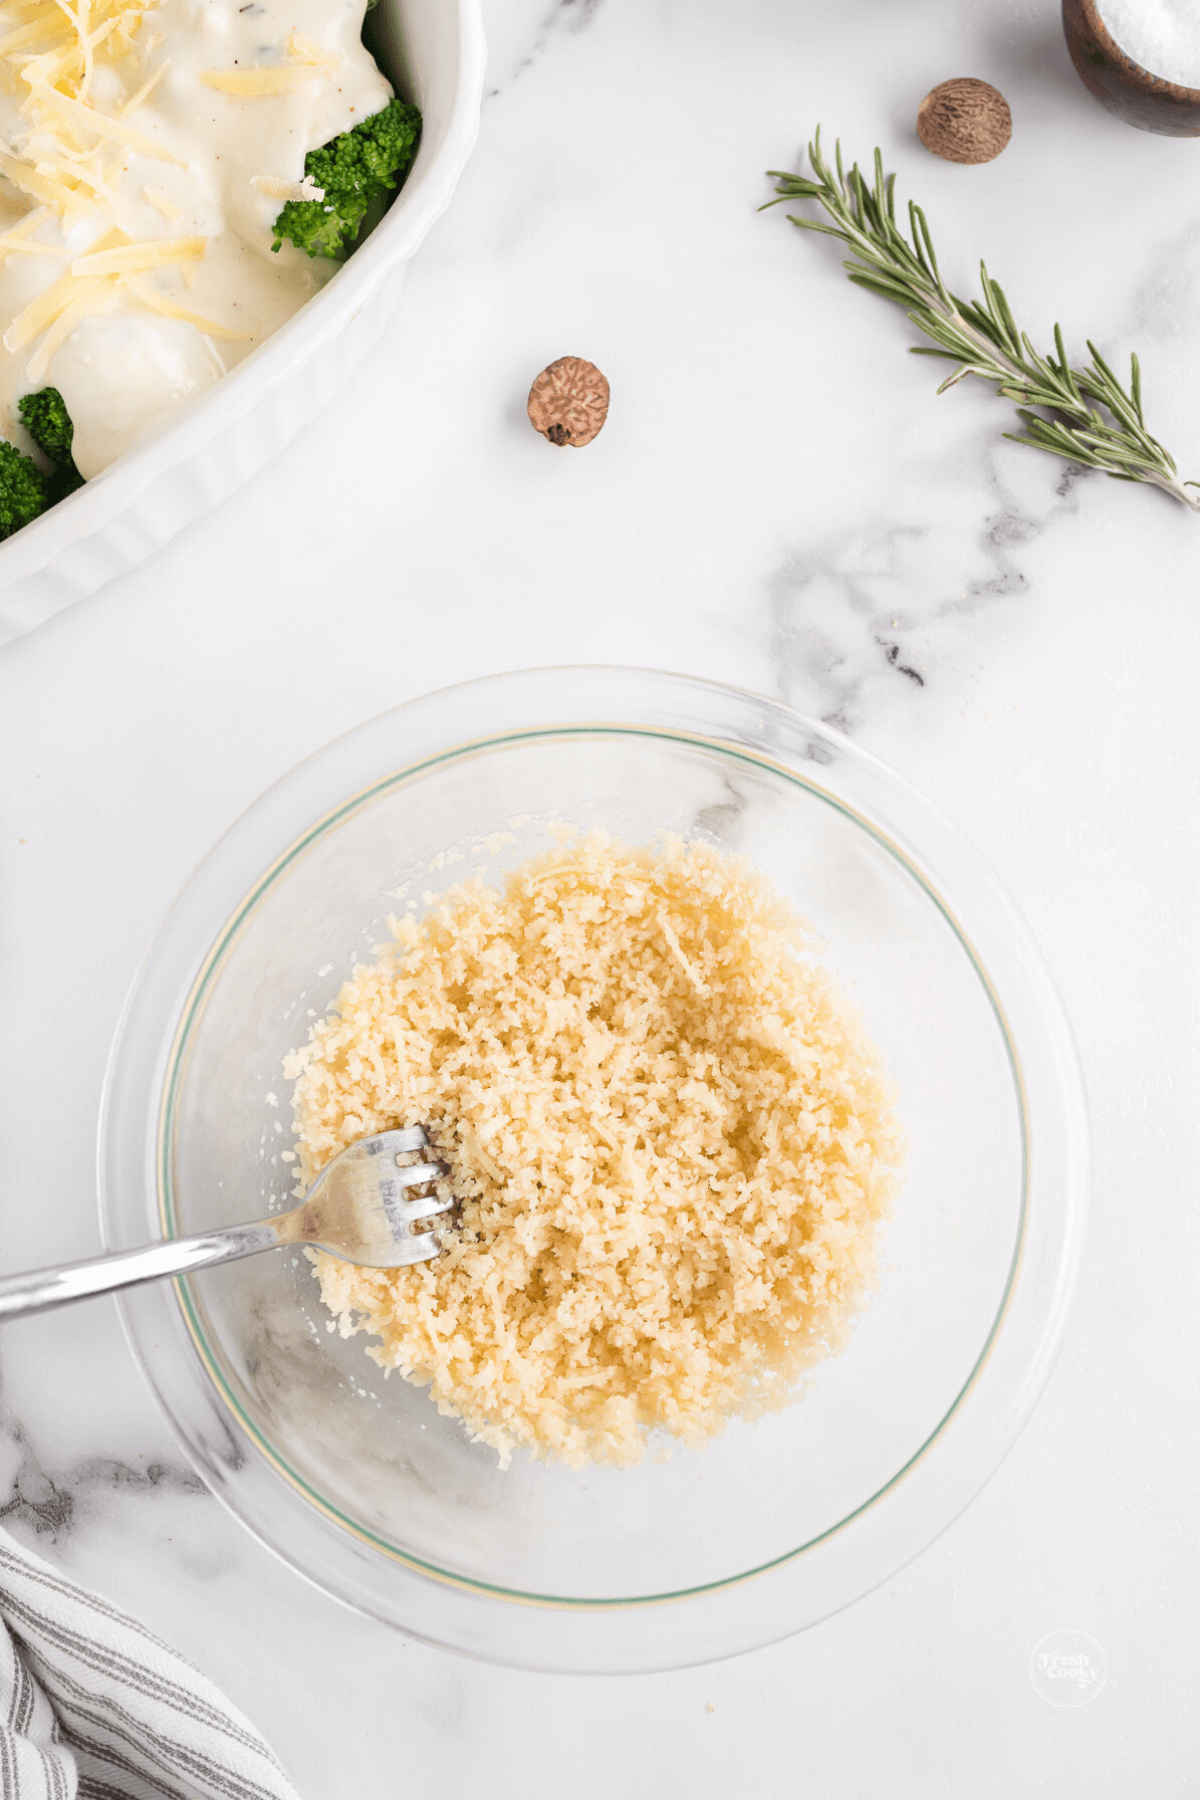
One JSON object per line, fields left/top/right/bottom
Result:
{"left": 285, "top": 830, "right": 904, "bottom": 1470}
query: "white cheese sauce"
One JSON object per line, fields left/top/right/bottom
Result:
{"left": 0, "top": 0, "right": 391, "bottom": 477}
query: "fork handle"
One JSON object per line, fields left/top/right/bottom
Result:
{"left": 0, "top": 1221, "right": 283, "bottom": 1321}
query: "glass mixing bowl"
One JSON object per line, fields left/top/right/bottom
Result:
{"left": 99, "top": 667, "right": 1087, "bottom": 1671}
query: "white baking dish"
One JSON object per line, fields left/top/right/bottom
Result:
{"left": 0, "top": 0, "right": 485, "bottom": 647}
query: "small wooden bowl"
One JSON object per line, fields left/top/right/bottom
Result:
{"left": 1062, "top": 0, "right": 1200, "bottom": 136}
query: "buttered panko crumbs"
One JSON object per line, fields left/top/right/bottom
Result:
{"left": 285, "top": 830, "right": 904, "bottom": 1469}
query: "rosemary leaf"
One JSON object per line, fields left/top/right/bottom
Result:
{"left": 764, "top": 132, "right": 1200, "bottom": 511}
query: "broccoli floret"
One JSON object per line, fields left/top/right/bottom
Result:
{"left": 19, "top": 386, "right": 84, "bottom": 503}
{"left": 0, "top": 439, "right": 50, "bottom": 540}
{"left": 0, "top": 388, "right": 85, "bottom": 539}
{"left": 272, "top": 96, "right": 421, "bottom": 262}
{"left": 20, "top": 386, "right": 74, "bottom": 469}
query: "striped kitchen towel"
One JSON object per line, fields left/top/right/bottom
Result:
{"left": 0, "top": 1528, "right": 300, "bottom": 1800}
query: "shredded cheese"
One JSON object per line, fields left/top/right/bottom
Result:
{"left": 287, "top": 30, "right": 337, "bottom": 67}
{"left": 72, "top": 232, "right": 204, "bottom": 273}
{"left": 25, "top": 273, "right": 109, "bottom": 379}
{"left": 0, "top": 148, "right": 78, "bottom": 207}
{"left": 249, "top": 170, "right": 325, "bottom": 203}
{"left": 0, "top": 234, "right": 59, "bottom": 254}
{"left": 0, "top": 16, "right": 72, "bottom": 56}
{"left": 141, "top": 181, "right": 178, "bottom": 218}
{"left": 0, "top": 209, "right": 56, "bottom": 258}
{"left": 4, "top": 267, "right": 94, "bottom": 348}
{"left": 26, "top": 80, "right": 186, "bottom": 164}
{"left": 198, "top": 65, "right": 324, "bottom": 97}
{"left": 118, "top": 268, "right": 252, "bottom": 339}
{"left": 118, "top": 56, "right": 167, "bottom": 116}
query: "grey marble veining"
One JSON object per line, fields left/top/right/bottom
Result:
{"left": 0, "top": 1436, "right": 205, "bottom": 1545}
{"left": 764, "top": 435, "right": 1093, "bottom": 732}
{"left": 486, "top": 0, "right": 607, "bottom": 97}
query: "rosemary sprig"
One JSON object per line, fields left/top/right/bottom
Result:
{"left": 764, "top": 131, "right": 1200, "bottom": 511}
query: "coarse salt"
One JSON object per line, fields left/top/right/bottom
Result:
{"left": 1098, "top": 0, "right": 1200, "bottom": 87}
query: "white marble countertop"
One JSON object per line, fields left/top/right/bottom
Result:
{"left": 0, "top": 0, "right": 1195, "bottom": 1791}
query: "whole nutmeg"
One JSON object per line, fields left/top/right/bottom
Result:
{"left": 527, "top": 356, "right": 610, "bottom": 447}
{"left": 917, "top": 78, "right": 1012, "bottom": 165}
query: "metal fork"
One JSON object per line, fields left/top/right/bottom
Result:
{"left": 0, "top": 1127, "right": 452, "bottom": 1322}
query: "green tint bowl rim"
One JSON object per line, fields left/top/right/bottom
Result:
{"left": 99, "top": 666, "right": 1087, "bottom": 1668}
{"left": 157, "top": 720, "right": 1027, "bottom": 1610}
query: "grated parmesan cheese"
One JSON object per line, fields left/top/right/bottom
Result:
{"left": 287, "top": 831, "right": 905, "bottom": 1472}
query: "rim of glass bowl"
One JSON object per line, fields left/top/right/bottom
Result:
{"left": 98, "top": 667, "right": 1089, "bottom": 1672}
